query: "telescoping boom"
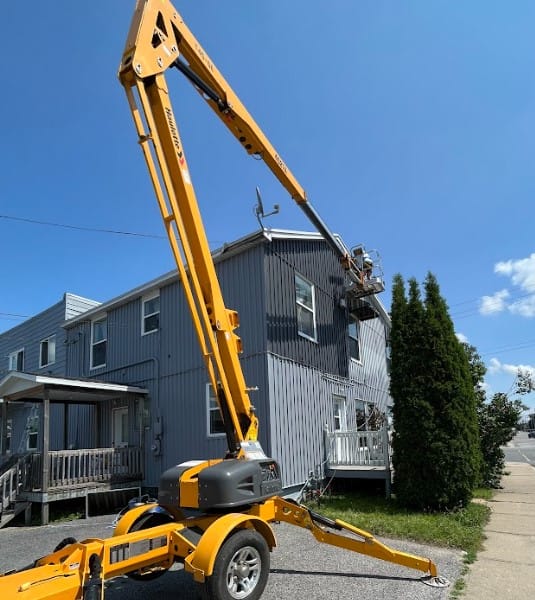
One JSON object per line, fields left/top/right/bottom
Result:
{"left": 0, "top": 1, "right": 447, "bottom": 598}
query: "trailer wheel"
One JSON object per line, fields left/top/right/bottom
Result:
{"left": 126, "top": 511, "right": 173, "bottom": 581}
{"left": 200, "top": 529, "right": 269, "bottom": 600}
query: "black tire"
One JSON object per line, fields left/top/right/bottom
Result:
{"left": 200, "top": 529, "right": 270, "bottom": 600}
{"left": 127, "top": 511, "right": 174, "bottom": 581}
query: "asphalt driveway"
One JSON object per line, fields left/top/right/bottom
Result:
{"left": 0, "top": 514, "right": 462, "bottom": 599}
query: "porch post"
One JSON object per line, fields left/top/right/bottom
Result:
{"left": 41, "top": 388, "right": 50, "bottom": 525}
{"left": 1, "top": 400, "right": 7, "bottom": 456}
{"left": 64, "top": 402, "right": 70, "bottom": 449}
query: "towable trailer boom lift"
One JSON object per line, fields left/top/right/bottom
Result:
{"left": 0, "top": 1, "right": 447, "bottom": 597}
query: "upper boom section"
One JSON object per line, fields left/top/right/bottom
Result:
{"left": 119, "top": 0, "right": 383, "bottom": 297}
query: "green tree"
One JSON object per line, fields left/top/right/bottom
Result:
{"left": 463, "top": 348, "right": 529, "bottom": 487}
{"left": 390, "top": 273, "right": 480, "bottom": 510}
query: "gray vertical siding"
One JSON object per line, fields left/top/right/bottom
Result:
{"left": 0, "top": 293, "right": 99, "bottom": 380}
{"left": 349, "top": 317, "right": 391, "bottom": 410}
{"left": 267, "top": 354, "right": 357, "bottom": 487}
{"left": 265, "top": 238, "right": 348, "bottom": 376}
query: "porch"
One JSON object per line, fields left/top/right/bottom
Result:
{"left": 324, "top": 426, "right": 392, "bottom": 497}
{"left": 1, "top": 447, "right": 142, "bottom": 527}
{"left": 0, "top": 372, "right": 148, "bottom": 525}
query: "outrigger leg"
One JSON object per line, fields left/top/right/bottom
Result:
{"left": 269, "top": 497, "right": 450, "bottom": 588}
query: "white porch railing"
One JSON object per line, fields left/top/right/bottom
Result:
{"left": 324, "top": 426, "right": 390, "bottom": 468}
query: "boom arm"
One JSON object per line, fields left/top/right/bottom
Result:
{"left": 118, "top": 0, "right": 382, "bottom": 456}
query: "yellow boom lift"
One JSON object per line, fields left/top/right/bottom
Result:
{"left": 0, "top": 1, "right": 448, "bottom": 598}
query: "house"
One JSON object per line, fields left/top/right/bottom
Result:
{"left": 0, "top": 229, "right": 392, "bottom": 524}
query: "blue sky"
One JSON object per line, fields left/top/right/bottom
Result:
{"left": 1, "top": 1, "right": 534, "bottom": 413}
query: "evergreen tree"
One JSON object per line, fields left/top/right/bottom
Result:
{"left": 421, "top": 273, "right": 480, "bottom": 508}
{"left": 390, "top": 273, "right": 480, "bottom": 510}
{"left": 391, "top": 277, "right": 436, "bottom": 508}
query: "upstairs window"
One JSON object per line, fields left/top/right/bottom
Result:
{"left": 8, "top": 348, "right": 24, "bottom": 371}
{"left": 206, "top": 384, "right": 225, "bottom": 437}
{"left": 348, "top": 315, "right": 360, "bottom": 361}
{"left": 142, "top": 294, "right": 160, "bottom": 335}
{"left": 91, "top": 317, "right": 107, "bottom": 369}
{"left": 295, "top": 273, "right": 317, "bottom": 341}
{"left": 40, "top": 335, "right": 56, "bottom": 368}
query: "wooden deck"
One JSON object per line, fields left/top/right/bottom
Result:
{"left": 324, "top": 427, "right": 392, "bottom": 496}
{"left": 0, "top": 447, "right": 142, "bottom": 526}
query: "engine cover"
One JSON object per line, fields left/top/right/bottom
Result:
{"left": 158, "top": 458, "right": 282, "bottom": 511}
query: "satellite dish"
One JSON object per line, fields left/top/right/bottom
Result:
{"left": 254, "top": 186, "right": 279, "bottom": 229}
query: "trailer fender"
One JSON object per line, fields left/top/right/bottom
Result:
{"left": 185, "top": 513, "right": 276, "bottom": 582}
{"left": 113, "top": 502, "right": 170, "bottom": 536}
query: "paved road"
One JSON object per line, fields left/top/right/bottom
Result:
{"left": 504, "top": 431, "right": 535, "bottom": 466}
{"left": 0, "top": 514, "right": 462, "bottom": 599}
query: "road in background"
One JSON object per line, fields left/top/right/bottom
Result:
{"left": 505, "top": 431, "right": 535, "bottom": 466}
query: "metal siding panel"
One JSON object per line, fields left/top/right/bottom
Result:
{"left": 0, "top": 299, "right": 68, "bottom": 378}
{"left": 348, "top": 317, "right": 391, "bottom": 412}
{"left": 268, "top": 355, "right": 344, "bottom": 488}
{"left": 265, "top": 238, "right": 347, "bottom": 376}
{"left": 64, "top": 294, "right": 101, "bottom": 320}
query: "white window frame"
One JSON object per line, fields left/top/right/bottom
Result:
{"left": 142, "top": 293, "right": 160, "bottom": 335}
{"left": 332, "top": 394, "right": 347, "bottom": 432}
{"left": 8, "top": 348, "right": 24, "bottom": 371}
{"left": 39, "top": 335, "right": 56, "bottom": 368}
{"left": 295, "top": 273, "right": 317, "bottom": 342}
{"left": 90, "top": 316, "right": 107, "bottom": 369}
{"left": 206, "top": 383, "right": 225, "bottom": 437}
{"left": 348, "top": 315, "right": 361, "bottom": 362}
{"left": 27, "top": 414, "right": 39, "bottom": 451}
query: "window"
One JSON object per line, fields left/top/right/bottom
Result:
{"left": 295, "top": 274, "right": 317, "bottom": 341}
{"left": 332, "top": 394, "right": 347, "bottom": 431}
{"left": 207, "top": 384, "right": 225, "bottom": 436}
{"left": 8, "top": 348, "right": 24, "bottom": 371}
{"left": 39, "top": 335, "right": 56, "bottom": 368}
{"left": 348, "top": 315, "right": 360, "bottom": 361}
{"left": 142, "top": 294, "right": 160, "bottom": 335}
{"left": 1, "top": 419, "right": 12, "bottom": 454}
{"left": 355, "top": 399, "right": 366, "bottom": 430}
{"left": 91, "top": 317, "right": 107, "bottom": 369}
{"left": 27, "top": 414, "right": 39, "bottom": 451}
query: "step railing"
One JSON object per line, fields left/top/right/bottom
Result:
{"left": 0, "top": 455, "right": 30, "bottom": 516}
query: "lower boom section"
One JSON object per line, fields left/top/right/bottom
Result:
{"left": 0, "top": 496, "right": 448, "bottom": 599}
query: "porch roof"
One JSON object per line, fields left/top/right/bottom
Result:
{"left": 0, "top": 372, "right": 148, "bottom": 404}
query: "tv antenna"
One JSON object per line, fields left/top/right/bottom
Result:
{"left": 254, "top": 186, "right": 279, "bottom": 229}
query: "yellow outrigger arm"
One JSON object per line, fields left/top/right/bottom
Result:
{"left": 0, "top": 497, "right": 448, "bottom": 599}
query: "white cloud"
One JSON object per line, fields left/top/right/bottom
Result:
{"left": 495, "top": 253, "right": 535, "bottom": 291}
{"left": 479, "top": 289, "right": 510, "bottom": 315}
{"left": 487, "top": 357, "right": 535, "bottom": 378}
{"left": 487, "top": 357, "right": 501, "bottom": 375}
{"left": 509, "top": 295, "right": 535, "bottom": 318}
{"left": 480, "top": 253, "right": 535, "bottom": 318}
{"left": 456, "top": 332, "right": 469, "bottom": 344}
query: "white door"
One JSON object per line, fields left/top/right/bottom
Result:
{"left": 112, "top": 407, "right": 129, "bottom": 448}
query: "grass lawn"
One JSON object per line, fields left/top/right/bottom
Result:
{"left": 308, "top": 488, "right": 491, "bottom": 563}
